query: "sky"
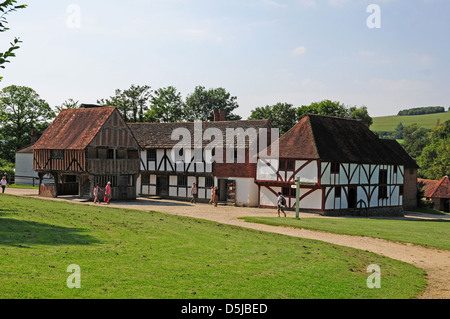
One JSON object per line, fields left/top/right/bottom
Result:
{"left": 1, "top": 0, "right": 449, "bottom": 118}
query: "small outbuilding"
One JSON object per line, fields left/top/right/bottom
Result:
{"left": 418, "top": 176, "right": 450, "bottom": 212}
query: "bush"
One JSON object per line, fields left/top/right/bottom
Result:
{"left": 398, "top": 107, "right": 445, "bottom": 116}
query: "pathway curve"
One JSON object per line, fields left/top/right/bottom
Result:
{"left": 5, "top": 188, "right": 450, "bottom": 299}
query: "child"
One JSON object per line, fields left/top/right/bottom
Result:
{"left": 277, "top": 192, "right": 286, "bottom": 217}
{"left": 93, "top": 184, "right": 102, "bottom": 204}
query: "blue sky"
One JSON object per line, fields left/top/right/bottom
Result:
{"left": 2, "top": 0, "right": 449, "bottom": 118}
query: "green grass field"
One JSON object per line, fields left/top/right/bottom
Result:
{"left": 242, "top": 217, "right": 450, "bottom": 250}
{"left": 371, "top": 111, "right": 450, "bottom": 132}
{"left": 0, "top": 195, "right": 426, "bottom": 299}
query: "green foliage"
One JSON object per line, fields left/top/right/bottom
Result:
{"left": 54, "top": 98, "right": 79, "bottom": 114}
{"left": 398, "top": 106, "right": 445, "bottom": 116}
{"left": 0, "top": 85, "right": 55, "bottom": 162}
{"left": 417, "top": 121, "right": 450, "bottom": 180}
{"left": 0, "top": 158, "right": 14, "bottom": 177}
{"left": 0, "top": 1, "right": 27, "bottom": 81}
{"left": 248, "top": 102, "right": 296, "bottom": 135}
{"left": 184, "top": 86, "right": 241, "bottom": 122}
{"left": 401, "top": 123, "right": 431, "bottom": 160}
{"left": 98, "top": 84, "right": 152, "bottom": 123}
{"left": 144, "top": 86, "right": 184, "bottom": 123}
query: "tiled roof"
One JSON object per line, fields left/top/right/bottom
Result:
{"left": 33, "top": 107, "right": 116, "bottom": 150}
{"left": 128, "top": 120, "right": 272, "bottom": 149}
{"left": 277, "top": 114, "right": 419, "bottom": 167}
{"left": 419, "top": 176, "right": 450, "bottom": 199}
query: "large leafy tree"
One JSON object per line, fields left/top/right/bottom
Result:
{"left": 145, "top": 86, "right": 185, "bottom": 123}
{"left": 402, "top": 123, "right": 431, "bottom": 160}
{"left": 98, "top": 84, "right": 151, "bottom": 123}
{"left": 248, "top": 102, "right": 297, "bottom": 135}
{"left": 0, "top": 85, "right": 55, "bottom": 161}
{"left": 417, "top": 121, "right": 450, "bottom": 180}
{"left": 0, "top": 1, "right": 27, "bottom": 81}
{"left": 184, "top": 86, "right": 241, "bottom": 122}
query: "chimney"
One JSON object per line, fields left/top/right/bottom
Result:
{"left": 30, "top": 129, "right": 38, "bottom": 145}
{"left": 218, "top": 109, "right": 227, "bottom": 121}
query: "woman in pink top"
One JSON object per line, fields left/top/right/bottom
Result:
{"left": 105, "top": 181, "right": 111, "bottom": 204}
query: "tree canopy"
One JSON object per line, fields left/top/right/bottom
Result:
{"left": 0, "top": 85, "right": 55, "bottom": 162}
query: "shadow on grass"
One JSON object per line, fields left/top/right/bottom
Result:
{"left": 0, "top": 215, "right": 101, "bottom": 247}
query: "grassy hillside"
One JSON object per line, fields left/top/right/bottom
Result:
{"left": 371, "top": 111, "right": 450, "bottom": 132}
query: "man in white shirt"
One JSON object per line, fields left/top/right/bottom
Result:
{"left": 277, "top": 192, "right": 286, "bottom": 217}
{"left": 1, "top": 176, "right": 8, "bottom": 194}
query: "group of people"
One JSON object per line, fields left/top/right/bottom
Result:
{"left": 93, "top": 181, "right": 112, "bottom": 204}
{"left": 189, "top": 183, "right": 218, "bottom": 207}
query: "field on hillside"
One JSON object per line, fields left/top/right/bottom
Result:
{"left": 0, "top": 195, "right": 426, "bottom": 299}
{"left": 371, "top": 111, "right": 450, "bottom": 132}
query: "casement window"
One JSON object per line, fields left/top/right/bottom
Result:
{"left": 335, "top": 186, "right": 342, "bottom": 198}
{"left": 378, "top": 169, "right": 388, "bottom": 199}
{"left": 330, "top": 162, "right": 340, "bottom": 174}
{"left": 147, "top": 149, "right": 157, "bottom": 161}
{"left": 279, "top": 159, "right": 295, "bottom": 171}
{"left": 177, "top": 175, "right": 188, "bottom": 187}
{"left": 50, "top": 150, "right": 64, "bottom": 160}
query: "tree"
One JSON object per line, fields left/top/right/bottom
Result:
{"left": 296, "top": 100, "right": 349, "bottom": 120}
{"left": 0, "top": 1, "right": 27, "bottom": 81}
{"left": 145, "top": 86, "right": 185, "bottom": 123}
{"left": 248, "top": 103, "right": 297, "bottom": 135}
{"left": 417, "top": 121, "right": 450, "bottom": 180}
{"left": 402, "top": 123, "right": 430, "bottom": 160}
{"left": 55, "top": 98, "right": 79, "bottom": 113}
{"left": 348, "top": 106, "right": 373, "bottom": 128}
{"left": 0, "top": 85, "right": 55, "bottom": 162}
{"left": 184, "top": 86, "right": 241, "bottom": 122}
{"left": 98, "top": 84, "right": 151, "bottom": 123}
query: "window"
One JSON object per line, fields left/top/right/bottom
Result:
{"left": 399, "top": 185, "right": 404, "bottom": 196}
{"left": 141, "top": 174, "right": 150, "bottom": 185}
{"left": 378, "top": 169, "right": 388, "bottom": 199}
{"left": 107, "top": 149, "right": 115, "bottom": 159}
{"left": 282, "top": 187, "right": 291, "bottom": 196}
{"left": 279, "top": 159, "right": 295, "bottom": 171}
{"left": 147, "top": 149, "right": 157, "bottom": 161}
{"left": 177, "top": 175, "right": 187, "bottom": 187}
{"left": 335, "top": 186, "right": 342, "bottom": 198}
{"left": 330, "top": 162, "right": 340, "bottom": 174}
{"left": 393, "top": 166, "right": 398, "bottom": 174}
{"left": 128, "top": 150, "right": 139, "bottom": 159}
{"left": 117, "top": 149, "right": 127, "bottom": 159}
{"left": 205, "top": 176, "right": 214, "bottom": 188}
{"left": 50, "top": 150, "right": 64, "bottom": 160}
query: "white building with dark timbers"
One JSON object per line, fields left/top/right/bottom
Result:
{"left": 256, "top": 114, "right": 419, "bottom": 216}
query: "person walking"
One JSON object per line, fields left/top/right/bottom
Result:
{"left": 93, "top": 184, "right": 102, "bottom": 204}
{"left": 190, "top": 182, "right": 198, "bottom": 204}
{"left": 209, "top": 186, "right": 215, "bottom": 205}
{"left": 213, "top": 186, "right": 218, "bottom": 207}
{"left": 104, "top": 181, "right": 112, "bottom": 204}
{"left": 1, "top": 176, "right": 7, "bottom": 194}
{"left": 277, "top": 192, "right": 286, "bottom": 217}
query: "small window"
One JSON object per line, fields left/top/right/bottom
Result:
{"left": 399, "top": 185, "right": 404, "bottom": 196}
{"left": 50, "top": 150, "right": 64, "bottom": 160}
{"left": 205, "top": 176, "right": 214, "bottom": 188}
{"left": 282, "top": 187, "right": 291, "bottom": 196}
{"left": 141, "top": 174, "right": 150, "bottom": 185}
{"left": 286, "top": 160, "right": 295, "bottom": 171}
{"left": 107, "top": 149, "right": 115, "bottom": 159}
{"left": 335, "top": 186, "right": 342, "bottom": 198}
{"left": 117, "top": 149, "right": 127, "bottom": 159}
{"left": 147, "top": 149, "right": 157, "bottom": 161}
{"left": 177, "top": 176, "right": 187, "bottom": 187}
{"left": 330, "top": 162, "right": 340, "bottom": 174}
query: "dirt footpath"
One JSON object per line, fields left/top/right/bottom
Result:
{"left": 5, "top": 188, "right": 450, "bottom": 299}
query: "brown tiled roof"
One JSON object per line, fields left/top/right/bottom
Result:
{"left": 33, "top": 107, "right": 116, "bottom": 150}
{"left": 419, "top": 176, "right": 450, "bottom": 199}
{"left": 128, "top": 120, "right": 272, "bottom": 149}
{"left": 277, "top": 114, "right": 419, "bottom": 167}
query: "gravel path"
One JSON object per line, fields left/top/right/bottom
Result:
{"left": 4, "top": 188, "right": 450, "bottom": 299}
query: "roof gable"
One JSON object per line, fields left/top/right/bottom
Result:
{"left": 420, "top": 176, "right": 450, "bottom": 199}
{"left": 33, "top": 107, "right": 116, "bottom": 150}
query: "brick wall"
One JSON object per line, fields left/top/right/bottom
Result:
{"left": 403, "top": 168, "right": 418, "bottom": 210}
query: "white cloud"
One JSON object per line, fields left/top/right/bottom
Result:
{"left": 292, "top": 46, "right": 307, "bottom": 56}
{"left": 263, "top": 0, "right": 288, "bottom": 8}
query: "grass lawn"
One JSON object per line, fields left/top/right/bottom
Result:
{"left": 0, "top": 195, "right": 426, "bottom": 299}
{"left": 371, "top": 111, "right": 450, "bottom": 132}
{"left": 242, "top": 217, "right": 450, "bottom": 250}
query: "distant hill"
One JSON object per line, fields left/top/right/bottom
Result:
{"left": 371, "top": 111, "right": 450, "bottom": 132}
